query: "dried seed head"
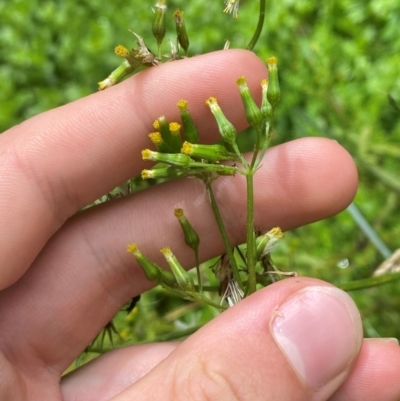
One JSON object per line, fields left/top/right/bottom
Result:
{"left": 223, "top": 0, "right": 240, "bottom": 20}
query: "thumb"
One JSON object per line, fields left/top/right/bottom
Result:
{"left": 110, "top": 277, "right": 363, "bottom": 401}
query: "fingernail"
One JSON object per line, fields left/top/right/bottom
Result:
{"left": 270, "top": 286, "right": 362, "bottom": 389}
{"left": 365, "top": 337, "right": 399, "bottom": 345}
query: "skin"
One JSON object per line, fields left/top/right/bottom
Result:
{"left": 0, "top": 50, "right": 399, "bottom": 401}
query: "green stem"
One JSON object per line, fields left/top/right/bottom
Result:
{"left": 194, "top": 249, "right": 202, "bottom": 292}
{"left": 87, "top": 325, "right": 203, "bottom": 354}
{"left": 245, "top": 170, "right": 257, "bottom": 294}
{"left": 246, "top": 0, "right": 266, "bottom": 50}
{"left": 337, "top": 272, "right": 400, "bottom": 292}
{"left": 250, "top": 126, "right": 263, "bottom": 167}
{"left": 194, "top": 284, "right": 219, "bottom": 292}
{"left": 254, "top": 114, "right": 275, "bottom": 170}
{"left": 206, "top": 182, "right": 243, "bottom": 289}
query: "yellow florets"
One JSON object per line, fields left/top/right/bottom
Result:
{"left": 153, "top": 120, "right": 160, "bottom": 130}
{"left": 160, "top": 247, "right": 172, "bottom": 257}
{"left": 141, "top": 169, "right": 154, "bottom": 180}
{"left": 126, "top": 243, "right": 139, "bottom": 255}
{"left": 174, "top": 208, "right": 184, "bottom": 218}
{"left": 177, "top": 99, "right": 188, "bottom": 110}
{"left": 141, "top": 149, "right": 153, "bottom": 160}
{"left": 236, "top": 76, "right": 247, "bottom": 86}
{"left": 181, "top": 141, "right": 193, "bottom": 155}
{"left": 148, "top": 132, "right": 163, "bottom": 145}
{"left": 169, "top": 122, "right": 181, "bottom": 134}
{"left": 268, "top": 227, "right": 284, "bottom": 239}
{"left": 115, "top": 45, "right": 129, "bottom": 58}
{"left": 173, "top": 9, "right": 184, "bottom": 20}
{"left": 205, "top": 96, "right": 218, "bottom": 106}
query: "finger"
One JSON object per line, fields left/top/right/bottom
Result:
{"left": 106, "top": 278, "right": 363, "bottom": 401}
{"left": 0, "top": 138, "right": 357, "bottom": 373}
{"left": 61, "top": 343, "right": 178, "bottom": 401}
{"left": 329, "top": 338, "right": 400, "bottom": 401}
{"left": 60, "top": 338, "right": 400, "bottom": 401}
{"left": 0, "top": 49, "right": 267, "bottom": 289}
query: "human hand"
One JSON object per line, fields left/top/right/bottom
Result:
{"left": 0, "top": 50, "right": 399, "bottom": 401}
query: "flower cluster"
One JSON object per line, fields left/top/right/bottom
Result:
{"left": 98, "top": 0, "right": 250, "bottom": 91}
{"left": 127, "top": 58, "right": 290, "bottom": 308}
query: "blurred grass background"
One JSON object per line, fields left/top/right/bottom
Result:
{"left": 1, "top": 0, "right": 400, "bottom": 360}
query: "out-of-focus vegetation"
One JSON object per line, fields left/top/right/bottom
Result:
{"left": 1, "top": 0, "right": 400, "bottom": 361}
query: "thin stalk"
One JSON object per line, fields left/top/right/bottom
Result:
{"left": 194, "top": 284, "right": 219, "bottom": 292}
{"left": 246, "top": 0, "right": 266, "bottom": 51}
{"left": 88, "top": 325, "right": 203, "bottom": 353}
{"left": 250, "top": 126, "right": 263, "bottom": 167}
{"left": 254, "top": 115, "right": 275, "bottom": 170}
{"left": 236, "top": 245, "right": 247, "bottom": 265}
{"left": 245, "top": 170, "right": 257, "bottom": 294}
{"left": 206, "top": 182, "right": 243, "bottom": 289}
{"left": 194, "top": 249, "right": 202, "bottom": 292}
{"left": 230, "top": 142, "right": 249, "bottom": 168}
{"left": 337, "top": 272, "right": 400, "bottom": 292}
{"left": 347, "top": 202, "right": 392, "bottom": 259}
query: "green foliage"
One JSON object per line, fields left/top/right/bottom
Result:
{"left": 2, "top": 0, "right": 400, "bottom": 354}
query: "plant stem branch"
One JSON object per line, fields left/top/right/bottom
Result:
{"left": 337, "top": 272, "right": 400, "bottom": 291}
{"left": 206, "top": 181, "right": 243, "bottom": 289}
{"left": 245, "top": 170, "right": 257, "bottom": 294}
{"left": 246, "top": 0, "right": 266, "bottom": 51}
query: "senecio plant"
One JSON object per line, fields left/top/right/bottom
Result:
{"left": 89, "top": 1, "right": 400, "bottom": 353}
{"left": 126, "top": 60, "right": 284, "bottom": 309}
{"left": 99, "top": 0, "right": 290, "bottom": 311}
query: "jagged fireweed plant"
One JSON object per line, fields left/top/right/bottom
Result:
{"left": 126, "top": 56, "right": 291, "bottom": 309}
{"left": 83, "top": 0, "right": 400, "bottom": 357}
{"left": 95, "top": 0, "right": 287, "bottom": 311}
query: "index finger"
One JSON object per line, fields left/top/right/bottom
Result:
{"left": 0, "top": 50, "right": 267, "bottom": 289}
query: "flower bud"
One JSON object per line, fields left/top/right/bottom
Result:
{"left": 126, "top": 244, "right": 161, "bottom": 281}
{"left": 159, "top": 269, "right": 177, "bottom": 287}
{"left": 114, "top": 45, "right": 142, "bottom": 69}
{"left": 266, "top": 57, "right": 280, "bottom": 110}
{"left": 256, "top": 227, "right": 284, "bottom": 260}
{"left": 141, "top": 167, "right": 187, "bottom": 180}
{"left": 181, "top": 142, "right": 238, "bottom": 162}
{"left": 173, "top": 9, "right": 189, "bottom": 56}
{"left": 98, "top": 60, "right": 133, "bottom": 90}
{"left": 155, "top": 116, "right": 174, "bottom": 150}
{"left": 152, "top": 0, "right": 167, "bottom": 55}
{"left": 205, "top": 97, "right": 237, "bottom": 146}
{"left": 142, "top": 149, "right": 193, "bottom": 167}
{"left": 177, "top": 100, "right": 199, "bottom": 143}
{"left": 169, "top": 122, "right": 183, "bottom": 151}
{"left": 236, "top": 76, "right": 262, "bottom": 127}
{"left": 148, "top": 132, "right": 170, "bottom": 153}
{"left": 174, "top": 209, "right": 200, "bottom": 253}
{"left": 260, "top": 79, "right": 272, "bottom": 121}
{"left": 160, "top": 247, "right": 195, "bottom": 291}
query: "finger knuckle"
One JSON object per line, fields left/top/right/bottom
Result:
{"left": 172, "top": 355, "right": 242, "bottom": 401}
